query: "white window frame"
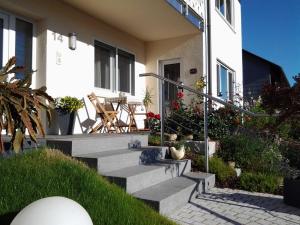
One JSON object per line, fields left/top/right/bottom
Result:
{"left": 215, "top": 0, "right": 234, "bottom": 28}
{"left": 94, "top": 39, "right": 136, "bottom": 96}
{"left": 0, "top": 9, "right": 36, "bottom": 86}
{"left": 217, "top": 61, "right": 235, "bottom": 101}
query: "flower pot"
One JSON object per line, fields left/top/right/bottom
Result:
{"left": 228, "top": 161, "right": 236, "bottom": 168}
{"left": 48, "top": 110, "right": 76, "bottom": 135}
{"left": 168, "top": 134, "right": 177, "bottom": 141}
{"left": 185, "top": 134, "right": 193, "bottom": 140}
{"left": 283, "top": 178, "right": 300, "bottom": 208}
{"left": 144, "top": 119, "right": 149, "bottom": 129}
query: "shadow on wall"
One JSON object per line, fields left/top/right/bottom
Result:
{"left": 76, "top": 97, "right": 97, "bottom": 134}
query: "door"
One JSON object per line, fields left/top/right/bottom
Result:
{"left": 160, "top": 59, "right": 181, "bottom": 107}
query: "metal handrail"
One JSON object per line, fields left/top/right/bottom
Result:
{"left": 139, "top": 72, "right": 267, "bottom": 117}
{"left": 139, "top": 72, "right": 271, "bottom": 173}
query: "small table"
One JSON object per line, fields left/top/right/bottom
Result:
{"left": 105, "top": 97, "right": 128, "bottom": 132}
{"left": 105, "top": 97, "right": 127, "bottom": 111}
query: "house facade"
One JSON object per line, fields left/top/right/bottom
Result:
{"left": 243, "top": 49, "right": 290, "bottom": 105}
{"left": 0, "top": 0, "right": 243, "bottom": 134}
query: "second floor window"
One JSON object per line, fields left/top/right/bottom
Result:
{"left": 216, "top": 0, "right": 233, "bottom": 25}
{"left": 217, "top": 62, "right": 235, "bottom": 101}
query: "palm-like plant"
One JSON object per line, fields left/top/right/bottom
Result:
{"left": 0, "top": 57, "right": 54, "bottom": 153}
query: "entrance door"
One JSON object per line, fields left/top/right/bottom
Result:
{"left": 160, "top": 59, "right": 181, "bottom": 107}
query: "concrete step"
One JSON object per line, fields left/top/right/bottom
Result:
{"left": 133, "top": 173, "right": 199, "bottom": 215}
{"left": 46, "top": 133, "right": 148, "bottom": 156}
{"left": 75, "top": 149, "right": 143, "bottom": 173}
{"left": 103, "top": 159, "right": 191, "bottom": 193}
{"left": 186, "top": 172, "right": 216, "bottom": 193}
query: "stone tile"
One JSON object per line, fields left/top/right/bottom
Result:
{"left": 168, "top": 188, "right": 300, "bottom": 225}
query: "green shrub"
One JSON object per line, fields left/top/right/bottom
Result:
{"left": 209, "top": 157, "right": 237, "bottom": 187}
{"left": 186, "top": 152, "right": 237, "bottom": 188}
{"left": 148, "top": 135, "right": 161, "bottom": 146}
{"left": 0, "top": 149, "right": 176, "bottom": 225}
{"left": 208, "top": 107, "right": 241, "bottom": 140}
{"left": 219, "top": 134, "right": 282, "bottom": 174}
{"left": 239, "top": 172, "right": 283, "bottom": 194}
{"left": 280, "top": 141, "right": 300, "bottom": 170}
{"left": 55, "top": 96, "right": 84, "bottom": 113}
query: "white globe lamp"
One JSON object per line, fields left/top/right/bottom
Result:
{"left": 11, "top": 196, "right": 93, "bottom": 225}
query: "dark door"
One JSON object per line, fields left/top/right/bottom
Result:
{"left": 163, "top": 63, "right": 180, "bottom": 106}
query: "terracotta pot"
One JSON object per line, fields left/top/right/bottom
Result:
{"left": 185, "top": 134, "right": 193, "bottom": 140}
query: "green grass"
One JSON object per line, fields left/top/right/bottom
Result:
{"left": 0, "top": 149, "right": 177, "bottom": 225}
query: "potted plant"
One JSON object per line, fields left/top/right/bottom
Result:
{"left": 283, "top": 167, "right": 300, "bottom": 208}
{"left": 50, "top": 96, "right": 84, "bottom": 135}
{"left": 282, "top": 141, "right": 300, "bottom": 208}
{"left": 143, "top": 87, "right": 153, "bottom": 129}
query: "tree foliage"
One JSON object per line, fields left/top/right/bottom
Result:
{"left": 262, "top": 74, "right": 300, "bottom": 123}
{"left": 0, "top": 57, "right": 54, "bottom": 153}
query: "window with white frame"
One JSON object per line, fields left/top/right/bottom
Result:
{"left": 94, "top": 40, "right": 135, "bottom": 95}
{"left": 216, "top": 0, "right": 233, "bottom": 25}
{"left": 217, "top": 62, "right": 235, "bottom": 101}
{"left": 0, "top": 12, "right": 33, "bottom": 78}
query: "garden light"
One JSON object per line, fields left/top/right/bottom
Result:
{"left": 11, "top": 196, "right": 93, "bottom": 225}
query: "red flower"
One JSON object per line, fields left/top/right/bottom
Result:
{"left": 154, "top": 114, "right": 160, "bottom": 120}
{"left": 177, "top": 91, "right": 184, "bottom": 99}
{"left": 172, "top": 101, "right": 180, "bottom": 110}
{"left": 147, "top": 112, "right": 155, "bottom": 118}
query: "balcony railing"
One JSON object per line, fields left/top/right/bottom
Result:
{"left": 166, "top": 0, "right": 205, "bottom": 30}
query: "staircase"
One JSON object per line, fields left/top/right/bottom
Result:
{"left": 46, "top": 134, "right": 215, "bottom": 215}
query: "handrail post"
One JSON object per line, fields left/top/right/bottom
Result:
{"left": 159, "top": 79, "right": 165, "bottom": 146}
{"left": 204, "top": 96, "right": 209, "bottom": 173}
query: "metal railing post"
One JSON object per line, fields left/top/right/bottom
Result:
{"left": 204, "top": 96, "right": 209, "bottom": 173}
{"left": 159, "top": 79, "right": 165, "bottom": 145}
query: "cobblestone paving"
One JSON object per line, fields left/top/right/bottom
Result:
{"left": 169, "top": 188, "right": 300, "bottom": 225}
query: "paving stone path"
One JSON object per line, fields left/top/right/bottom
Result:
{"left": 169, "top": 188, "right": 300, "bottom": 225}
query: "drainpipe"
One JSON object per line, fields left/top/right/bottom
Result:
{"left": 206, "top": 0, "right": 212, "bottom": 105}
{"left": 203, "top": 0, "right": 212, "bottom": 173}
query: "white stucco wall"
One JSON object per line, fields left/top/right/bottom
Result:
{"left": 209, "top": 0, "right": 243, "bottom": 104}
{"left": 0, "top": 0, "right": 147, "bottom": 133}
{"left": 145, "top": 33, "right": 204, "bottom": 113}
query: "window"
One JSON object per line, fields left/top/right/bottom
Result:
{"left": 216, "top": 0, "right": 233, "bottom": 25}
{"left": 94, "top": 40, "right": 135, "bottom": 95}
{"left": 94, "top": 41, "right": 115, "bottom": 89}
{"left": 118, "top": 50, "right": 134, "bottom": 94}
{"left": 217, "top": 62, "right": 235, "bottom": 101}
{"left": 0, "top": 12, "right": 34, "bottom": 78}
{"left": 15, "top": 19, "right": 33, "bottom": 79}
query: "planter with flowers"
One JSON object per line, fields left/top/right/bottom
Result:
{"left": 49, "top": 96, "right": 84, "bottom": 135}
{"left": 146, "top": 112, "right": 161, "bottom": 134}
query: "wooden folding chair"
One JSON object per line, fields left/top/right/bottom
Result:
{"left": 87, "top": 92, "right": 120, "bottom": 133}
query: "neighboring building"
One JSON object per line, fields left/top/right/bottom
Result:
{"left": 0, "top": 0, "right": 243, "bottom": 134}
{"left": 243, "top": 49, "right": 290, "bottom": 104}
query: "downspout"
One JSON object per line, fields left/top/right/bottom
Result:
{"left": 203, "top": 0, "right": 211, "bottom": 173}
{"left": 206, "top": 0, "right": 212, "bottom": 109}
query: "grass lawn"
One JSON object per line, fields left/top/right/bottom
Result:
{"left": 0, "top": 149, "right": 177, "bottom": 225}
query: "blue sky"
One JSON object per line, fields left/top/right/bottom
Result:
{"left": 241, "top": 0, "right": 300, "bottom": 85}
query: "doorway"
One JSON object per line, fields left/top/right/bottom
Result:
{"left": 160, "top": 59, "right": 181, "bottom": 107}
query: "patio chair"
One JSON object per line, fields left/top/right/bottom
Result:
{"left": 87, "top": 92, "right": 120, "bottom": 133}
